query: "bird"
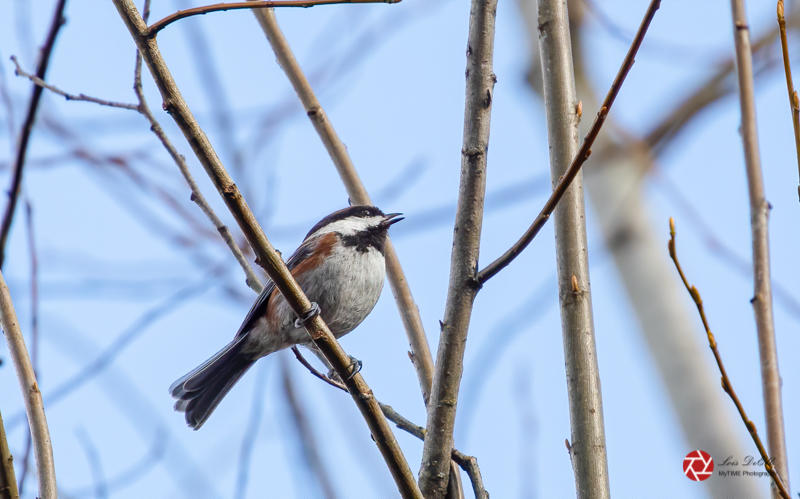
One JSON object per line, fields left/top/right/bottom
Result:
{"left": 170, "top": 205, "right": 403, "bottom": 429}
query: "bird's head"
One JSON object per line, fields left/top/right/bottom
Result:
{"left": 305, "top": 205, "right": 403, "bottom": 253}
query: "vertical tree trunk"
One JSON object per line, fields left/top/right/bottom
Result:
{"left": 536, "top": 1, "right": 610, "bottom": 497}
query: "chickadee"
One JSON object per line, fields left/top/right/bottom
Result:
{"left": 170, "top": 205, "right": 403, "bottom": 429}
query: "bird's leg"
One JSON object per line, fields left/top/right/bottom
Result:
{"left": 294, "top": 301, "right": 321, "bottom": 329}
{"left": 345, "top": 356, "right": 362, "bottom": 380}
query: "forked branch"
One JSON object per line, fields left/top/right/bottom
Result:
{"left": 476, "top": 0, "right": 662, "bottom": 284}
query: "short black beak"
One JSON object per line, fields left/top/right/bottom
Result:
{"left": 381, "top": 213, "right": 404, "bottom": 228}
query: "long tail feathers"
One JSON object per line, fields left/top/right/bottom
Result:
{"left": 170, "top": 337, "right": 255, "bottom": 430}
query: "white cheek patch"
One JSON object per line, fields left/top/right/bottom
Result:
{"left": 309, "top": 216, "right": 385, "bottom": 238}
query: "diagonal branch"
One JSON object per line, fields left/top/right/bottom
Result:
{"left": 111, "top": 2, "right": 420, "bottom": 497}
{"left": 729, "top": 0, "right": 790, "bottom": 493}
{"left": 418, "top": 0, "right": 497, "bottom": 495}
{"left": 668, "top": 219, "right": 789, "bottom": 499}
{"left": 0, "top": 269, "right": 56, "bottom": 499}
{"left": 147, "top": 0, "right": 399, "bottom": 36}
{"left": 476, "top": 0, "right": 662, "bottom": 284}
{"left": 0, "top": 0, "right": 68, "bottom": 268}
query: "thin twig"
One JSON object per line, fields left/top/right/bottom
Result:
{"left": 291, "top": 347, "right": 488, "bottom": 498}
{"left": 667, "top": 218, "right": 790, "bottom": 499}
{"left": 418, "top": 0, "right": 497, "bottom": 493}
{"left": 0, "top": 269, "right": 56, "bottom": 499}
{"left": 250, "top": 6, "right": 435, "bottom": 404}
{"left": 0, "top": 409, "right": 19, "bottom": 499}
{"left": 777, "top": 0, "right": 800, "bottom": 200}
{"left": 10, "top": 56, "right": 138, "bottom": 110}
{"left": 729, "top": 0, "right": 790, "bottom": 492}
{"left": 0, "top": 0, "right": 68, "bottom": 268}
{"left": 291, "top": 346, "right": 346, "bottom": 391}
{"left": 113, "top": 3, "right": 420, "bottom": 496}
{"left": 477, "top": 0, "right": 662, "bottom": 284}
{"left": 147, "top": 0, "right": 399, "bottom": 36}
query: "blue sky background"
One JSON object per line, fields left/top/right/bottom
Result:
{"left": 0, "top": 0, "right": 798, "bottom": 497}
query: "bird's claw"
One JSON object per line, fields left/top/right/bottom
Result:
{"left": 346, "top": 356, "right": 362, "bottom": 380}
{"left": 326, "top": 355, "right": 363, "bottom": 383}
{"left": 294, "top": 302, "right": 321, "bottom": 329}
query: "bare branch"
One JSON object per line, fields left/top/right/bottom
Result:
{"left": 0, "top": 0, "right": 68, "bottom": 268}
{"left": 418, "top": 0, "right": 497, "bottom": 494}
{"left": 147, "top": 0, "right": 399, "bottom": 36}
{"left": 668, "top": 219, "right": 789, "bottom": 499}
{"left": 776, "top": 0, "right": 800, "bottom": 200}
{"left": 729, "top": 0, "right": 790, "bottom": 492}
{"left": 477, "top": 0, "right": 662, "bottom": 284}
{"left": 112, "top": 2, "right": 420, "bottom": 496}
{"left": 0, "top": 269, "right": 56, "bottom": 499}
